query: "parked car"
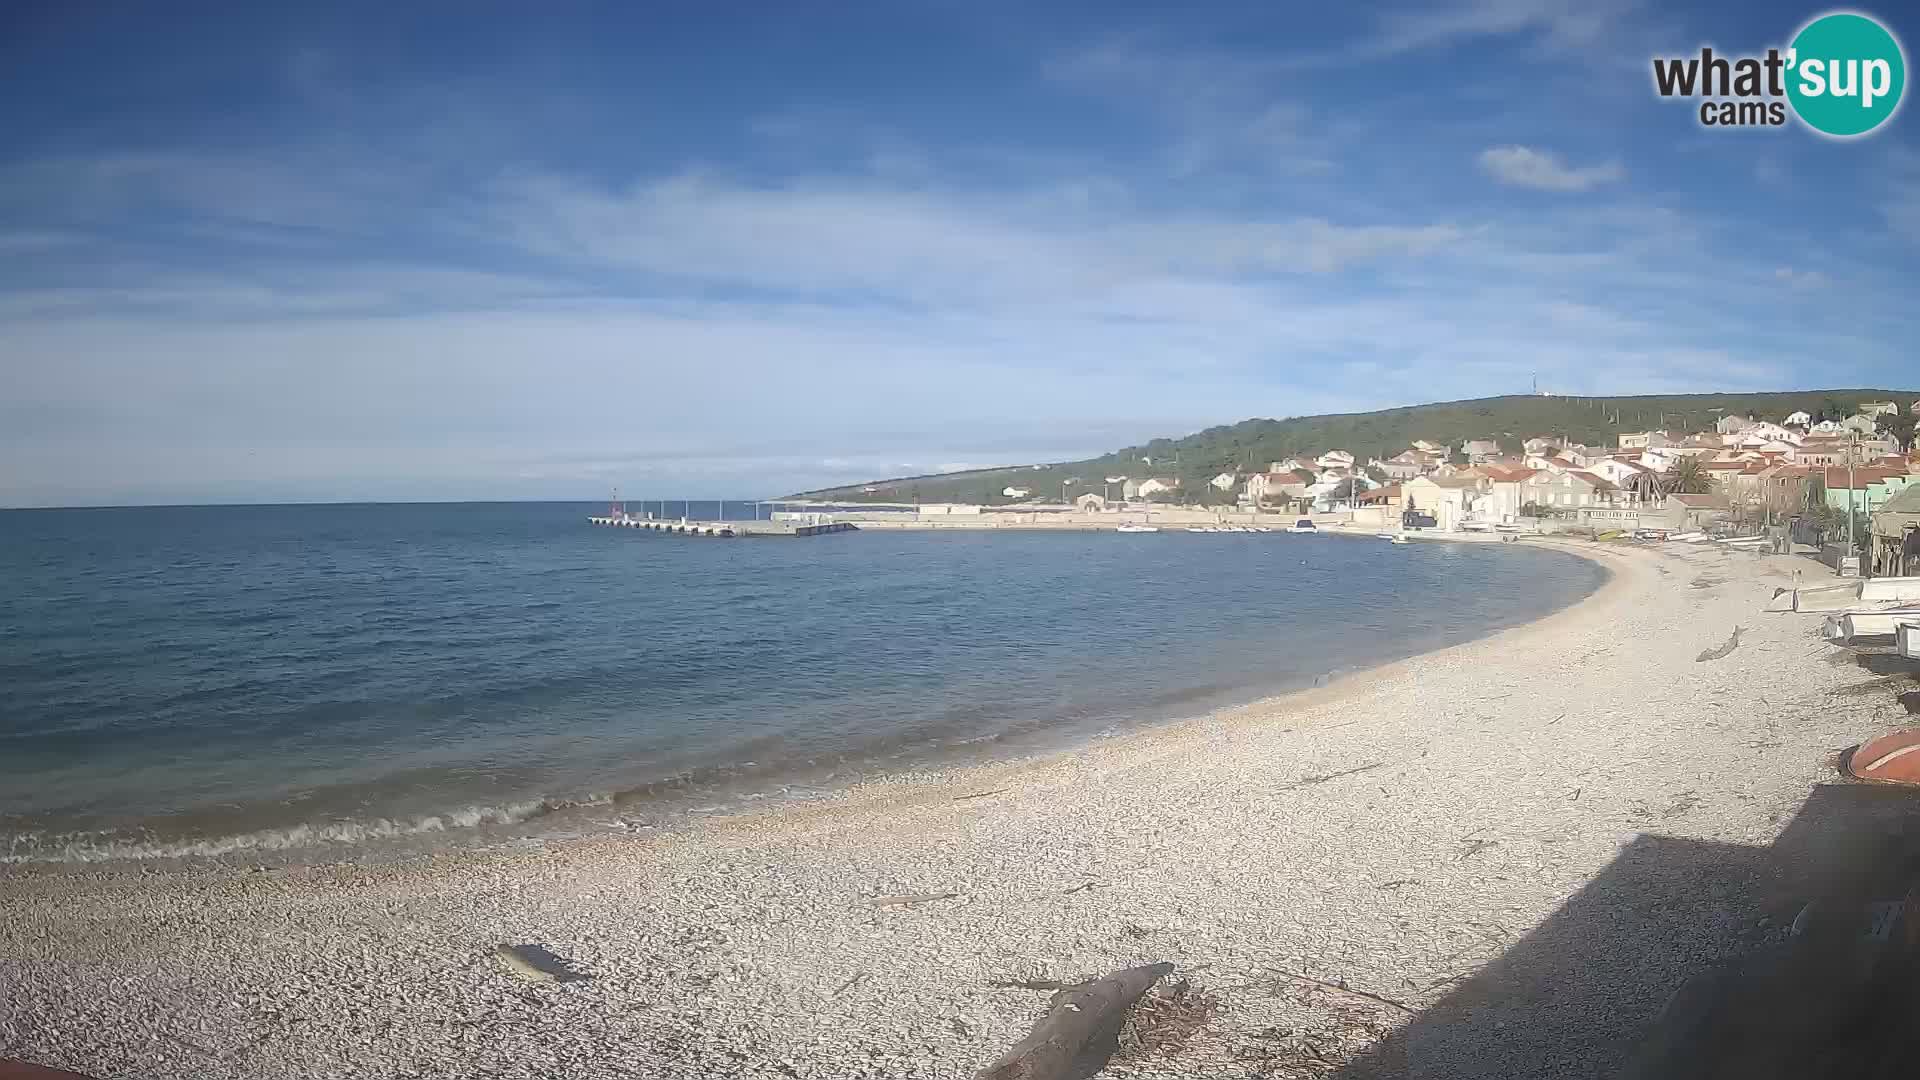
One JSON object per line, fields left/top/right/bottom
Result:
{"left": 1402, "top": 510, "right": 1437, "bottom": 530}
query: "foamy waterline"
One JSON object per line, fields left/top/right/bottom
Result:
{"left": 0, "top": 795, "right": 617, "bottom": 864}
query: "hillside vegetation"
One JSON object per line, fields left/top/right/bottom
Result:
{"left": 790, "top": 390, "right": 1919, "bottom": 505}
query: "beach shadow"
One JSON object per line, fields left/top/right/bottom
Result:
{"left": 1852, "top": 652, "right": 1919, "bottom": 678}
{"left": 494, "top": 943, "right": 592, "bottom": 984}
{"left": 1330, "top": 783, "right": 1920, "bottom": 1080}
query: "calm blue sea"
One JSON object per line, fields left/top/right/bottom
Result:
{"left": 0, "top": 503, "right": 1605, "bottom": 863}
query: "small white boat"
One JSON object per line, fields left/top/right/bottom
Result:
{"left": 1185, "top": 527, "right": 1208, "bottom": 533}
{"left": 1389, "top": 536, "right": 1411, "bottom": 545}
{"left": 1376, "top": 532, "right": 1396, "bottom": 540}
{"left": 1824, "top": 606, "right": 1920, "bottom": 643}
{"left": 1286, "top": 518, "right": 1318, "bottom": 534}
{"left": 1861, "top": 577, "right": 1920, "bottom": 603}
{"left": 1897, "top": 621, "right": 1920, "bottom": 659}
{"left": 1116, "top": 523, "right": 1160, "bottom": 534}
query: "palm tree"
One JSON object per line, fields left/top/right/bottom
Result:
{"left": 1661, "top": 455, "right": 1714, "bottom": 496}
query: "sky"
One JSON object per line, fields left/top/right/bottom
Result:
{"left": 3, "top": 1, "right": 1917, "bottom": 506}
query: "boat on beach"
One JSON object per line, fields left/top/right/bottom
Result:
{"left": 1116, "top": 523, "right": 1160, "bottom": 534}
{"left": 1286, "top": 518, "right": 1318, "bottom": 534}
{"left": 1822, "top": 605, "right": 1920, "bottom": 643}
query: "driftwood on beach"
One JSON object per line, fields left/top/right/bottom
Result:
{"left": 974, "top": 962, "right": 1174, "bottom": 1080}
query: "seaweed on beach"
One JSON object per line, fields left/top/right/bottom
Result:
{"left": 1116, "top": 977, "right": 1223, "bottom": 1059}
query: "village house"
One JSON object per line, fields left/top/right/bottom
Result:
{"left": 1585, "top": 457, "right": 1655, "bottom": 491}
{"left": 1754, "top": 463, "right": 1816, "bottom": 519}
{"left": 1373, "top": 447, "right": 1443, "bottom": 480}
{"left": 1801, "top": 433, "right": 1902, "bottom": 465}
{"left": 1796, "top": 437, "right": 1853, "bottom": 466}
{"left": 1731, "top": 421, "right": 1798, "bottom": 447}
{"left": 1245, "top": 471, "right": 1310, "bottom": 508}
{"left": 1478, "top": 465, "right": 1536, "bottom": 523}
{"left": 1701, "top": 459, "right": 1751, "bottom": 486}
{"left": 1316, "top": 449, "right": 1356, "bottom": 470}
{"left": 1073, "top": 492, "right": 1108, "bottom": 513}
{"left": 1869, "top": 485, "right": 1920, "bottom": 577}
{"left": 1410, "top": 439, "right": 1447, "bottom": 454}
{"left": 1354, "top": 484, "right": 1403, "bottom": 512}
{"left": 1667, "top": 492, "right": 1731, "bottom": 530}
{"left": 1841, "top": 414, "right": 1880, "bottom": 435}
{"left": 1785, "top": 410, "right": 1812, "bottom": 427}
{"left": 1911, "top": 399, "right": 1920, "bottom": 416}
{"left": 1134, "top": 477, "right": 1180, "bottom": 499}
{"left": 1519, "top": 469, "right": 1621, "bottom": 513}
{"left": 1001, "top": 486, "right": 1032, "bottom": 499}
{"left": 1821, "top": 468, "right": 1917, "bottom": 515}
{"left": 1618, "top": 431, "right": 1680, "bottom": 451}
{"left": 1459, "top": 439, "right": 1502, "bottom": 464}
{"left": 1402, "top": 474, "right": 1487, "bottom": 532}
{"left": 1524, "top": 447, "right": 1589, "bottom": 473}
{"left": 1209, "top": 472, "right": 1238, "bottom": 492}
{"left": 1269, "top": 456, "right": 1315, "bottom": 473}
{"left": 1859, "top": 401, "right": 1899, "bottom": 417}
{"left": 1716, "top": 414, "right": 1756, "bottom": 435}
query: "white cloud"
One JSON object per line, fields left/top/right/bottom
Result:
{"left": 1477, "top": 146, "right": 1625, "bottom": 191}
{"left": 1773, "top": 267, "right": 1827, "bottom": 289}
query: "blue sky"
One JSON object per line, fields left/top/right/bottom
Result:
{"left": 3, "top": 1, "right": 1917, "bottom": 506}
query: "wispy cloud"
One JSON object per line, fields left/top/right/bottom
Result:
{"left": 1371, "top": 0, "right": 1643, "bottom": 55}
{"left": 1772, "top": 266, "right": 1827, "bottom": 289}
{"left": 1477, "top": 146, "right": 1625, "bottom": 191}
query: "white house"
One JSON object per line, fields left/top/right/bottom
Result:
{"left": 1403, "top": 474, "right": 1487, "bottom": 531}
{"left": 1209, "top": 472, "right": 1239, "bottom": 492}
{"left": 1585, "top": 457, "right": 1655, "bottom": 491}
{"left": 1736, "top": 421, "right": 1798, "bottom": 445}
{"left": 1716, "top": 414, "right": 1755, "bottom": 435}
{"left": 1246, "top": 471, "right": 1308, "bottom": 506}
{"left": 1842, "top": 414, "right": 1881, "bottom": 435}
{"left": 1460, "top": 439, "right": 1503, "bottom": 463}
{"left": 1001, "top": 486, "right": 1032, "bottom": 499}
{"left": 1316, "top": 449, "right": 1356, "bottom": 469}
{"left": 1785, "top": 410, "right": 1812, "bottom": 427}
{"left": 1524, "top": 449, "right": 1579, "bottom": 473}
{"left": 1521, "top": 469, "right": 1622, "bottom": 511}
{"left": 1410, "top": 440, "right": 1446, "bottom": 454}
{"left": 1136, "top": 477, "right": 1180, "bottom": 498}
{"left": 1860, "top": 401, "right": 1899, "bottom": 417}
{"left": 1618, "top": 431, "right": 1679, "bottom": 450}
{"left": 1811, "top": 419, "right": 1848, "bottom": 435}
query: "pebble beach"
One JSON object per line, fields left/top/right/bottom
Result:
{"left": 5, "top": 538, "right": 1918, "bottom": 1080}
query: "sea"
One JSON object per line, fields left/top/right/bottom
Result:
{"left": 0, "top": 502, "right": 1607, "bottom": 865}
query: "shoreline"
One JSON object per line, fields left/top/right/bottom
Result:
{"left": 0, "top": 535, "right": 1609, "bottom": 874}
{"left": 13, "top": 538, "right": 1906, "bottom": 1079}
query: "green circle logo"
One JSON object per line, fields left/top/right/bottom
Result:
{"left": 1786, "top": 12, "right": 1906, "bottom": 137}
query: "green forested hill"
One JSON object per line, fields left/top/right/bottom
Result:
{"left": 789, "top": 390, "right": 1918, "bottom": 505}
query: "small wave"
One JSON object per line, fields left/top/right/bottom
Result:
{"left": 0, "top": 795, "right": 606, "bottom": 864}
